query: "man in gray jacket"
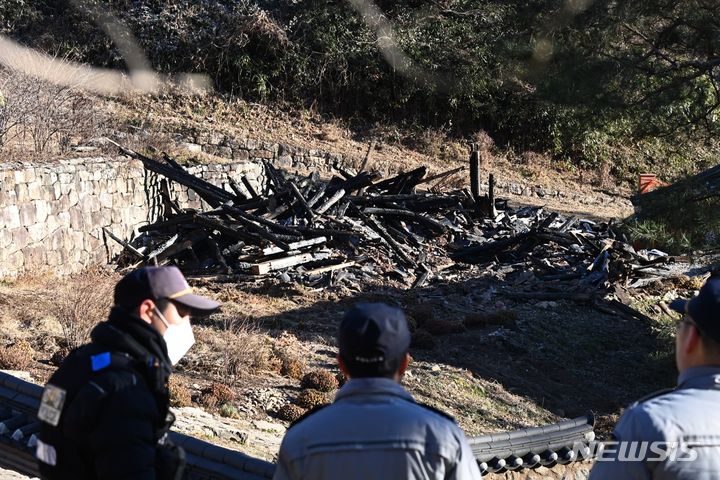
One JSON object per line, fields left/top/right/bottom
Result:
{"left": 589, "top": 277, "right": 720, "bottom": 479}
{"left": 273, "top": 303, "right": 481, "bottom": 480}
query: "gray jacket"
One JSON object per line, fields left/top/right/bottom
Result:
{"left": 589, "top": 366, "right": 720, "bottom": 480}
{"left": 273, "top": 377, "right": 481, "bottom": 480}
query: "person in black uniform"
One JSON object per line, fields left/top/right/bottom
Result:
{"left": 36, "top": 266, "right": 220, "bottom": 480}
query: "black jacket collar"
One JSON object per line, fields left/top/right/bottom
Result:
{"left": 91, "top": 307, "right": 172, "bottom": 378}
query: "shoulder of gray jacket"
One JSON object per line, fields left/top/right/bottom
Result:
{"left": 630, "top": 387, "right": 676, "bottom": 408}
{"left": 415, "top": 402, "right": 456, "bottom": 423}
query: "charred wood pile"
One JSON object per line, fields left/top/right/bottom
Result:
{"left": 107, "top": 144, "right": 687, "bottom": 301}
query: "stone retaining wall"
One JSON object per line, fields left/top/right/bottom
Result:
{"left": 174, "top": 132, "right": 349, "bottom": 174}
{"left": 0, "top": 157, "right": 264, "bottom": 277}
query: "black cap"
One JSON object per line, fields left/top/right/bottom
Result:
{"left": 670, "top": 277, "right": 720, "bottom": 342}
{"left": 338, "top": 303, "right": 410, "bottom": 376}
{"left": 114, "top": 266, "right": 220, "bottom": 313}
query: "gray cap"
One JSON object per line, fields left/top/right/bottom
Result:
{"left": 114, "top": 266, "right": 220, "bottom": 313}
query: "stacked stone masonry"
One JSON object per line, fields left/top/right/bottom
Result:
{"left": 0, "top": 157, "right": 265, "bottom": 277}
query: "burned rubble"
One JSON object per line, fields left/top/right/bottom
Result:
{"left": 105, "top": 144, "right": 689, "bottom": 316}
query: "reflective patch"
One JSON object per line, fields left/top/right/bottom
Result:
{"left": 91, "top": 352, "right": 111, "bottom": 371}
{"left": 36, "top": 439, "right": 57, "bottom": 466}
{"left": 37, "top": 384, "right": 67, "bottom": 427}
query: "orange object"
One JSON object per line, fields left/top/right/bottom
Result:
{"left": 638, "top": 174, "right": 666, "bottom": 194}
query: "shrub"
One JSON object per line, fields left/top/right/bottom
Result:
{"left": 294, "top": 389, "right": 330, "bottom": 409}
{"left": 219, "top": 403, "right": 239, "bottom": 418}
{"left": 198, "top": 382, "right": 236, "bottom": 409}
{"left": 199, "top": 393, "right": 218, "bottom": 409}
{"left": 50, "top": 346, "right": 71, "bottom": 366}
{"left": 300, "top": 369, "right": 339, "bottom": 392}
{"left": 411, "top": 329, "right": 435, "bottom": 350}
{"left": 204, "top": 382, "right": 235, "bottom": 403}
{"left": 169, "top": 378, "right": 192, "bottom": 407}
{"left": 0, "top": 340, "right": 34, "bottom": 370}
{"left": 276, "top": 404, "right": 306, "bottom": 422}
{"left": 0, "top": 64, "right": 104, "bottom": 155}
{"left": 280, "top": 357, "right": 306, "bottom": 380}
{"left": 407, "top": 304, "right": 434, "bottom": 326}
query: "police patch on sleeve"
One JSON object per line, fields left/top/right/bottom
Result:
{"left": 38, "top": 384, "right": 67, "bottom": 427}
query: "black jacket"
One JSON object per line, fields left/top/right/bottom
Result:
{"left": 37, "top": 308, "right": 183, "bottom": 480}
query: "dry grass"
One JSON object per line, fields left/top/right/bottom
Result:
{"left": 194, "top": 315, "right": 275, "bottom": 385}
{"left": 169, "top": 377, "right": 193, "bottom": 407}
{"left": 0, "top": 340, "right": 34, "bottom": 370}
{"left": 55, "top": 272, "right": 116, "bottom": 350}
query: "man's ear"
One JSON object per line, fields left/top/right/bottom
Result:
{"left": 337, "top": 355, "right": 350, "bottom": 379}
{"left": 137, "top": 299, "right": 156, "bottom": 325}
{"left": 397, "top": 353, "right": 411, "bottom": 376}
{"left": 685, "top": 323, "right": 703, "bottom": 355}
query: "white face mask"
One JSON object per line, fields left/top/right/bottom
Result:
{"left": 154, "top": 307, "right": 195, "bottom": 366}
